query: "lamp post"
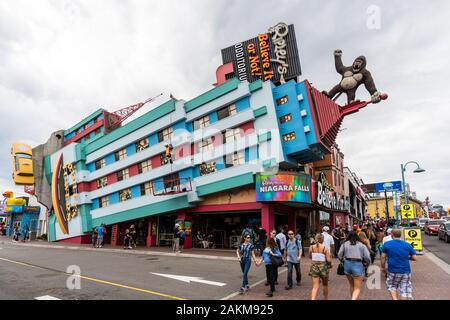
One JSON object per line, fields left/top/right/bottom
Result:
{"left": 400, "top": 161, "right": 425, "bottom": 227}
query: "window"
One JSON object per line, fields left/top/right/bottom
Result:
{"left": 224, "top": 128, "right": 241, "bottom": 143}
{"left": 117, "top": 168, "right": 129, "bottom": 181}
{"left": 95, "top": 158, "right": 105, "bottom": 170}
{"left": 114, "top": 148, "right": 127, "bottom": 161}
{"left": 198, "top": 137, "right": 214, "bottom": 153}
{"left": 199, "top": 162, "right": 217, "bottom": 176}
{"left": 157, "top": 127, "right": 173, "bottom": 143}
{"left": 217, "top": 104, "right": 237, "bottom": 121}
{"left": 279, "top": 114, "right": 292, "bottom": 124}
{"left": 84, "top": 134, "right": 90, "bottom": 141}
{"left": 282, "top": 132, "right": 296, "bottom": 142}
{"left": 225, "top": 151, "right": 245, "bottom": 168}
{"left": 138, "top": 159, "right": 152, "bottom": 174}
{"left": 94, "top": 127, "right": 101, "bottom": 135}
{"left": 99, "top": 196, "right": 109, "bottom": 208}
{"left": 135, "top": 138, "right": 149, "bottom": 152}
{"left": 119, "top": 188, "right": 132, "bottom": 202}
{"left": 276, "top": 95, "right": 289, "bottom": 105}
{"left": 140, "top": 182, "right": 153, "bottom": 196}
{"left": 96, "top": 177, "right": 108, "bottom": 189}
{"left": 193, "top": 115, "right": 210, "bottom": 130}
{"left": 164, "top": 173, "right": 180, "bottom": 190}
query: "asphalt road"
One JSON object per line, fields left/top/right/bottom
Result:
{"left": 422, "top": 230, "right": 450, "bottom": 265}
{"left": 0, "top": 241, "right": 266, "bottom": 300}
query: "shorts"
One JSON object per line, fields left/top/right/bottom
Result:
{"left": 309, "top": 263, "right": 329, "bottom": 285}
{"left": 97, "top": 235, "right": 104, "bottom": 242}
{"left": 386, "top": 273, "right": 412, "bottom": 298}
{"left": 343, "top": 260, "right": 365, "bottom": 277}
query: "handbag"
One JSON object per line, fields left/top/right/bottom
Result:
{"left": 270, "top": 252, "right": 284, "bottom": 267}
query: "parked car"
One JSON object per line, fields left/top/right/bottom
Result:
{"left": 419, "top": 218, "right": 429, "bottom": 230}
{"left": 424, "top": 219, "right": 446, "bottom": 235}
{"left": 442, "top": 216, "right": 450, "bottom": 222}
{"left": 438, "top": 222, "right": 450, "bottom": 243}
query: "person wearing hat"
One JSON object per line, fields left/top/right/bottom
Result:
{"left": 321, "top": 226, "right": 335, "bottom": 259}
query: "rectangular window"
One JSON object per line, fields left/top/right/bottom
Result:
{"left": 119, "top": 189, "right": 132, "bottom": 202}
{"left": 199, "top": 161, "right": 217, "bottom": 176}
{"left": 282, "top": 132, "right": 296, "bottom": 142}
{"left": 117, "top": 168, "right": 129, "bottom": 181}
{"left": 224, "top": 128, "right": 241, "bottom": 143}
{"left": 94, "top": 127, "right": 101, "bottom": 135}
{"left": 225, "top": 151, "right": 245, "bottom": 168}
{"left": 157, "top": 127, "right": 173, "bottom": 143}
{"left": 198, "top": 137, "right": 214, "bottom": 153}
{"left": 114, "top": 148, "right": 127, "bottom": 161}
{"left": 95, "top": 158, "right": 105, "bottom": 170}
{"left": 163, "top": 173, "right": 180, "bottom": 190}
{"left": 138, "top": 159, "right": 152, "bottom": 174}
{"left": 135, "top": 138, "right": 149, "bottom": 152}
{"left": 193, "top": 115, "right": 210, "bottom": 130}
{"left": 99, "top": 196, "right": 109, "bottom": 208}
{"left": 84, "top": 134, "right": 90, "bottom": 141}
{"left": 140, "top": 182, "right": 153, "bottom": 196}
{"left": 276, "top": 95, "right": 289, "bottom": 105}
{"left": 96, "top": 177, "right": 108, "bottom": 189}
{"left": 279, "top": 114, "right": 292, "bottom": 124}
{"left": 217, "top": 104, "right": 237, "bottom": 121}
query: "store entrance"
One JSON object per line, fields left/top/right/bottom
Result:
{"left": 192, "top": 212, "right": 261, "bottom": 250}
{"left": 157, "top": 214, "right": 177, "bottom": 247}
{"left": 118, "top": 218, "right": 148, "bottom": 246}
{"left": 274, "top": 213, "right": 288, "bottom": 232}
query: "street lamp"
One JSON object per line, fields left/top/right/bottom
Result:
{"left": 400, "top": 161, "right": 426, "bottom": 227}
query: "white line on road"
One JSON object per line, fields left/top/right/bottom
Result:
{"left": 221, "top": 267, "right": 288, "bottom": 300}
{"left": 151, "top": 272, "right": 227, "bottom": 287}
{"left": 35, "top": 295, "right": 61, "bottom": 300}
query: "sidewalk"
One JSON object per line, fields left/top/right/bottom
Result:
{"left": 229, "top": 253, "right": 450, "bottom": 300}
{"left": 0, "top": 237, "right": 236, "bottom": 261}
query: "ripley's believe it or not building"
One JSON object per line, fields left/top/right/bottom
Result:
{"left": 25, "top": 23, "right": 381, "bottom": 249}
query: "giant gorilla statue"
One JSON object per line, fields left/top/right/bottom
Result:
{"left": 323, "top": 49, "right": 381, "bottom": 105}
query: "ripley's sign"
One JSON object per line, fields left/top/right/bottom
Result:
{"left": 221, "top": 22, "right": 302, "bottom": 84}
{"left": 315, "top": 174, "right": 350, "bottom": 212}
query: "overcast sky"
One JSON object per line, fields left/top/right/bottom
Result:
{"left": 1, "top": 0, "right": 449, "bottom": 209}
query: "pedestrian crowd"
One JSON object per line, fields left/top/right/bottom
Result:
{"left": 236, "top": 218, "right": 417, "bottom": 300}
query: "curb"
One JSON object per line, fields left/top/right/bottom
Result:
{"left": 423, "top": 249, "right": 450, "bottom": 276}
{"left": 1, "top": 241, "right": 236, "bottom": 261}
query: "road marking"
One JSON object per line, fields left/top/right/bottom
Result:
{"left": 221, "top": 267, "right": 288, "bottom": 300}
{"left": 35, "top": 295, "right": 61, "bottom": 300}
{"left": 0, "top": 257, "right": 187, "bottom": 300}
{"left": 151, "top": 272, "right": 227, "bottom": 287}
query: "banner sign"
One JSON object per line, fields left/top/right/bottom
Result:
{"left": 256, "top": 173, "right": 311, "bottom": 203}
{"left": 315, "top": 173, "right": 350, "bottom": 212}
{"left": 363, "top": 181, "right": 403, "bottom": 193}
{"left": 221, "top": 22, "right": 302, "bottom": 84}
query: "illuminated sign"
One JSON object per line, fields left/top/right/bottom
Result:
{"left": 256, "top": 173, "right": 311, "bottom": 203}
{"left": 221, "top": 22, "right": 301, "bottom": 84}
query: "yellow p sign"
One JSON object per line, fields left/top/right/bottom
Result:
{"left": 401, "top": 204, "right": 414, "bottom": 219}
{"left": 403, "top": 228, "right": 423, "bottom": 251}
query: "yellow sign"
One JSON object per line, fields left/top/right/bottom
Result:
{"left": 401, "top": 204, "right": 414, "bottom": 219}
{"left": 403, "top": 228, "right": 423, "bottom": 251}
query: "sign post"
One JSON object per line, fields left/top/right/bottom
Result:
{"left": 403, "top": 227, "right": 423, "bottom": 255}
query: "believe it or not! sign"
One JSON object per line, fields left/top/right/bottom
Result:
{"left": 256, "top": 173, "right": 311, "bottom": 203}
{"left": 221, "top": 22, "right": 302, "bottom": 84}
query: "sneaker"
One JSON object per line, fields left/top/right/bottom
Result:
{"left": 296, "top": 282, "right": 302, "bottom": 286}
{"left": 239, "top": 287, "right": 245, "bottom": 294}
{"left": 265, "top": 291, "right": 273, "bottom": 297}
{"left": 285, "top": 286, "right": 292, "bottom": 290}
{"left": 245, "top": 285, "right": 250, "bottom": 291}
{"left": 264, "top": 282, "right": 269, "bottom": 286}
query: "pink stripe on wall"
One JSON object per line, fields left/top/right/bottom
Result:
{"left": 128, "top": 164, "right": 139, "bottom": 177}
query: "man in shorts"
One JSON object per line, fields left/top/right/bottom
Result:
{"left": 381, "top": 229, "right": 417, "bottom": 300}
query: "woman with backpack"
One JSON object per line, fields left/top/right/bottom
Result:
{"left": 236, "top": 234, "right": 257, "bottom": 294}
{"left": 338, "top": 231, "right": 371, "bottom": 300}
{"left": 262, "top": 237, "right": 282, "bottom": 297}
{"left": 309, "top": 233, "right": 333, "bottom": 300}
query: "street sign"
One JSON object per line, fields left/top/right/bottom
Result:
{"left": 403, "top": 228, "right": 423, "bottom": 251}
{"left": 401, "top": 204, "right": 414, "bottom": 219}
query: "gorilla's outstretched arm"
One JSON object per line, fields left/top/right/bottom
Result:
{"left": 334, "top": 49, "right": 346, "bottom": 74}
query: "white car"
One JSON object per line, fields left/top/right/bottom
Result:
{"left": 418, "top": 218, "right": 429, "bottom": 231}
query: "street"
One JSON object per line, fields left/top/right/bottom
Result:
{"left": 421, "top": 230, "right": 450, "bottom": 265}
{"left": 1, "top": 235, "right": 450, "bottom": 300}
{"left": 0, "top": 240, "right": 266, "bottom": 300}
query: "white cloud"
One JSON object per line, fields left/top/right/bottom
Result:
{"left": 0, "top": 0, "right": 449, "bottom": 208}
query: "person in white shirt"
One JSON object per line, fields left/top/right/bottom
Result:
{"left": 322, "top": 226, "right": 335, "bottom": 258}
{"left": 383, "top": 228, "right": 393, "bottom": 245}
{"left": 276, "top": 229, "right": 287, "bottom": 256}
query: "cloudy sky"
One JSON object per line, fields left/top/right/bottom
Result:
{"left": 1, "top": 0, "right": 449, "bottom": 208}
